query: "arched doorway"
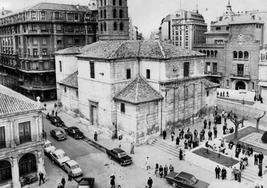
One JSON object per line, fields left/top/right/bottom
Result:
{"left": 235, "top": 81, "right": 246, "bottom": 90}
{"left": 0, "top": 160, "right": 12, "bottom": 183}
{"left": 19, "top": 153, "right": 37, "bottom": 176}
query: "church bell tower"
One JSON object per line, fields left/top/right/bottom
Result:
{"left": 97, "top": 0, "right": 129, "bottom": 40}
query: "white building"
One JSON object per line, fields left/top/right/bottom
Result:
{"left": 0, "top": 85, "right": 45, "bottom": 188}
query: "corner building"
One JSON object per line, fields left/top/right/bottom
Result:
{"left": 0, "top": 3, "right": 97, "bottom": 101}
{"left": 0, "top": 85, "right": 45, "bottom": 188}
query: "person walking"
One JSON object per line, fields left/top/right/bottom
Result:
{"left": 155, "top": 163, "right": 159, "bottom": 175}
{"left": 179, "top": 149, "right": 183, "bottom": 160}
{"left": 215, "top": 166, "right": 221, "bottom": 179}
{"left": 147, "top": 177, "right": 153, "bottom": 188}
{"left": 171, "top": 131, "right": 175, "bottom": 142}
{"left": 94, "top": 131, "right": 98, "bottom": 141}
{"left": 213, "top": 126, "right": 217, "bottom": 139}
{"left": 145, "top": 157, "right": 150, "bottom": 170}
{"left": 208, "top": 120, "right": 211, "bottom": 129}
{"left": 39, "top": 172, "right": 45, "bottom": 186}
{"left": 176, "top": 136, "right": 180, "bottom": 146}
{"left": 221, "top": 167, "right": 227, "bottom": 180}
{"left": 164, "top": 165, "right": 168, "bottom": 177}
{"left": 110, "top": 175, "right": 115, "bottom": 188}
{"left": 159, "top": 165, "right": 163, "bottom": 178}
{"left": 61, "top": 177, "right": 66, "bottom": 188}
{"left": 203, "top": 119, "right": 207, "bottom": 129}
{"left": 254, "top": 154, "right": 258, "bottom": 165}
{"left": 162, "top": 130, "right": 167, "bottom": 140}
{"left": 180, "top": 128, "right": 184, "bottom": 139}
{"left": 130, "top": 142, "right": 135, "bottom": 154}
{"left": 208, "top": 130, "right": 212, "bottom": 140}
{"left": 169, "top": 164, "right": 174, "bottom": 172}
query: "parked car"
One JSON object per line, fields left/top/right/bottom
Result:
{"left": 63, "top": 160, "right": 83, "bottom": 177}
{"left": 65, "top": 126, "right": 84, "bottom": 139}
{"left": 106, "top": 148, "right": 132, "bottom": 166}
{"left": 165, "top": 171, "right": 209, "bottom": 188}
{"left": 50, "top": 149, "right": 70, "bottom": 166}
{"left": 20, "top": 174, "right": 38, "bottom": 186}
{"left": 50, "top": 116, "right": 65, "bottom": 127}
{"left": 50, "top": 129, "right": 67, "bottom": 141}
{"left": 77, "top": 177, "right": 95, "bottom": 188}
{"left": 44, "top": 140, "right": 56, "bottom": 155}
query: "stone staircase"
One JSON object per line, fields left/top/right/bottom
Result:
{"left": 151, "top": 138, "right": 181, "bottom": 158}
{"left": 241, "top": 164, "right": 263, "bottom": 183}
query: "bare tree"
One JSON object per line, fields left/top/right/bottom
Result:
{"left": 229, "top": 112, "right": 244, "bottom": 139}
{"left": 255, "top": 111, "right": 266, "bottom": 131}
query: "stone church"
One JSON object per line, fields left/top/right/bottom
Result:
{"left": 55, "top": 0, "right": 218, "bottom": 144}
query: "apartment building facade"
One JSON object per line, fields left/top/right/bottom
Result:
{"left": 0, "top": 3, "right": 98, "bottom": 101}
{"left": 0, "top": 85, "right": 45, "bottom": 188}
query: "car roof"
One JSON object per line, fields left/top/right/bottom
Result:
{"left": 44, "top": 140, "right": 51, "bottom": 144}
{"left": 112, "top": 148, "right": 125, "bottom": 153}
{"left": 79, "top": 177, "right": 94, "bottom": 185}
{"left": 178, "top": 172, "right": 194, "bottom": 180}
{"left": 66, "top": 160, "right": 78, "bottom": 166}
{"left": 53, "top": 149, "right": 65, "bottom": 155}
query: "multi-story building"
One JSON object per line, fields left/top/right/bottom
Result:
{"left": 159, "top": 9, "right": 207, "bottom": 50}
{"left": 193, "top": 1, "right": 263, "bottom": 92}
{"left": 0, "top": 84, "right": 45, "bottom": 188}
{"left": 258, "top": 48, "right": 267, "bottom": 100}
{"left": 0, "top": 2, "right": 98, "bottom": 101}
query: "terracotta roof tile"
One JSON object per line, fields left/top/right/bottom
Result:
{"left": 0, "top": 85, "right": 41, "bottom": 117}
{"left": 114, "top": 75, "right": 163, "bottom": 104}
{"left": 59, "top": 71, "right": 78, "bottom": 88}
{"left": 77, "top": 40, "right": 204, "bottom": 60}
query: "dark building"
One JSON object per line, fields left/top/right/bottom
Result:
{"left": 0, "top": 3, "right": 97, "bottom": 101}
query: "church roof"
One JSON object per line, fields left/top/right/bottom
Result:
{"left": 59, "top": 71, "right": 78, "bottom": 89}
{"left": 55, "top": 46, "right": 82, "bottom": 55}
{"left": 0, "top": 84, "right": 41, "bottom": 117}
{"left": 77, "top": 40, "right": 204, "bottom": 60}
{"left": 114, "top": 75, "right": 163, "bottom": 105}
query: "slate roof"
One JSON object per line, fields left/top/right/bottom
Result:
{"left": 77, "top": 40, "right": 204, "bottom": 60}
{"left": 59, "top": 71, "right": 78, "bottom": 89}
{"left": 0, "top": 84, "right": 41, "bottom": 117}
{"left": 55, "top": 46, "right": 82, "bottom": 55}
{"left": 114, "top": 75, "right": 163, "bottom": 105}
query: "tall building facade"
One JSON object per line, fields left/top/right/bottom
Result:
{"left": 97, "top": 0, "right": 129, "bottom": 40}
{"left": 159, "top": 9, "right": 207, "bottom": 49}
{"left": 193, "top": 1, "right": 264, "bottom": 92}
{"left": 0, "top": 85, "right": 45, "bottom": 188}
{"left": 0, "top": 3, "right": 98, "bottom": 101}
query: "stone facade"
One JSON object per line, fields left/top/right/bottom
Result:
{"left": 258, "top": 48, "right": 267, "bottom": 100}
{"left": 0, "top": 85, "right": 45, "bottom": 188}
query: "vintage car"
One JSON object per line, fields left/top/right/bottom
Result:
{"left": 77, "top": 177, "right": 95, "bottom": 188}
{"left": 50, "top": 149, "right": 70, "bottom": 166}
{"left": 65, "top": 126, "right": 84, "bottom": 139}
{"left": 44, "top": 140, "right": 56, "bottom": 155}
{"left": 50, "top": 129, "right": 67, "bottom": 141}
{"left": 106, "top": 148, "right": 132, "bottom": 166}
{"left": 63, "top": 160, "right": 83, "bottom": 177}
{"left": 166, "top": 171, "right": 209, "bottom": 188}
{"left": 50, "top": 116, "right": 65, "bottom": 127}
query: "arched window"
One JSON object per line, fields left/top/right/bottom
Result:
{"left": 203, "top": 50, "right": 206, "bottom": 54}
{"left": 119, "top": 0, "right": 122, "bottom": 6}
{"left": 104, "top": 9, "right": 106, "bottom": 18}
{"left": 233, "top": 51, "right": 237, "bottom": 59}
{"left": 113, "top": 0, "right": 116, "bottom": 5}
{"left": 211, "top": 50, "right": 214, "bottom": 57}
{"left": 113, "top": 22, "right": 117, "bottom": 31}
{"left": 244, "top": 51, "right": 249, "bottom": 60}
{"left": 238, "top": 51, "right": 243, "bottom": 59}
{"left": 214, "top": 50, "right": 218, "bottom": 58}
{"left": 104, "top": 0, "right": 106, "bottom": 5}
{"left": 100, "top": 23, "right": 103, "bottom": 32}
{"left": 100, "top": 0, "right": 103, "bottom": 6}
{"left": 120, "top": 22, "right": 124, "bottom": 31}
{"left": 104, "top": 22, "right": 107, "bottom": 31}
{"left": 113, "top": 9, "right": 117, "bottom": 18}
{"left": 119, "top": 9, "right": 123, "bottom": 18}
{"left": 19, "top": 153, "right": 37, "bottom": 176}
{"left": 207, "top": 50, "right": 210, "bottom": 57}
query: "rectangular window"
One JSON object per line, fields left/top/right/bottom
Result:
{"left": 55, "top": 12, "right": 59, "bottom": 20}
{"left": 0, "top": 126, "right": 5, "bottom": 149}
{"left": 76, "top": 90, "right": 78, "bottom": 97}
{"left": 33, "top": 48, "right": 38, "bottom": 57}
{"left": 42, "top": 49, "right": 47, "bottom": 56}
{"left": 206, "top": 62, "right": 210, "bottom": 72}
{"left": 19, "top": 121, "right": 31, "bottom": 144}
{"left": 31, "top": 11, "right": 36, "bottom": 20}
{"left": 126, "top": 69, "right": 131, "bottom": 79}
{"left": 59, "top": 61, "right": 62, "bottom": 72}
{"left": 252, "top": 82, "right": 255, "bottom": 90}
{"left": 120, "top": 103, "right": 125, "bottom": 113}
{"left": 183, "top": 62, "right": 190, "bottom": 77}
{"left": 184, "top": 86, "right": 188, "bottom": 99}
{"left": 237, "top": 64, "right": 244, "bottom": 76}
{"left": 146, "top": 69, "right": 150, "bottom": 79}
{"left": 212, "top": 62, "right": 217, "bottom": 73}
{"left": 67, "top": 13, "right": 73, "bottom": 20}
{"left": 41, "top": 12, "right": 45, "bottom": 20}
{"left": 74, "top": 13, "right": 79, "bottom": 21}
{"left": 64, "top": 87, "right": 67, "bottom": 93}
{"left": 90, "top": 61, "right": 95, "bottom": 78}
{"left": 206, "top": 91, "right": 209, "bottom": 97}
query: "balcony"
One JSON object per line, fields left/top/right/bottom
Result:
{"left": 0, "top": 134, "right": 45, "bottom": 154}
{"left": 19, "top": 55, "right": 54, "bottom": 60}
{"left": 24, "top": 29, "right": 52, "bottom": 35}
{"left": 20, "top": 84, "right": 56, "bottom": 91}
{"left": 204, "top": 71, "right": 223, "bottom": 77}
{"left": 230, "top": 73, "right": 251, "bottom": 80}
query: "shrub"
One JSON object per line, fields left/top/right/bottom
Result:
{"left": 261, "top": 131, "right": 267, "bottom": 143}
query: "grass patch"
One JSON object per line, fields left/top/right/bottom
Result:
{"left": 192, "top": 147, "right": 239, "bottom": 167}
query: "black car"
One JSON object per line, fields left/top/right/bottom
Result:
{"left": 165, "top": 171, "right": 209, "bottom": 188}
{"left": 50, "top": 129, "right": 67, "bottom": 141}
{"left": 50, "top": 116, "right": 65, "bottom": 127}
{"left": 106, "top": 148, "right": 132, "bottom": 166}
{"left": 77, "top": 177, "right": 95, "bottom": 188}
{"left": 66, "top": 126, "right": 84, "bottom": 139}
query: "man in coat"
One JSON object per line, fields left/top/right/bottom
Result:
{"left": 147, "top": 177, "right": 153, "bottom": 188}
